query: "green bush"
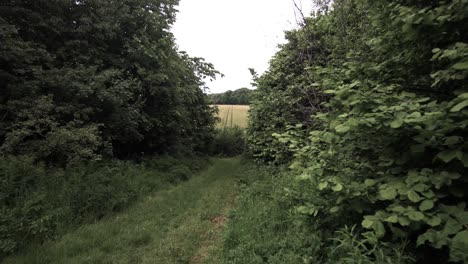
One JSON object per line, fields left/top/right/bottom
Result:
{"left": 0, "top": 156, "right": 57, "bottom": 255}
{"left": 247, "top": 0, "right": 467, "bottom": 262}
{"left": 210, "top": 127, "right": 246, "bottom": 157}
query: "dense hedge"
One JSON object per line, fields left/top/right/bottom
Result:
{"left": 248, "top": 0, "right": 468, "bottom": 263}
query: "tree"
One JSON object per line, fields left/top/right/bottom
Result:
{"left": 208, "top": 88, "right": 253, "bottom": 105}
{"left": 0, "top": 0, "right": 219, "bottom": 165}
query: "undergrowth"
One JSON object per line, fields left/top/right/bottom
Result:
{"left": 221, "top": 163, "right": 414, "bottom": 264}
{"left": 245, "top": 0, "right": 468, "bottom": 263}
{"left": 3, "top": 158, "right": 240, "bottom": 264}
{"left": 0, "top": 155, "right": 209, "bottom": 257}
{"left": 210, "top": 127, "right": 246, "bottom": 157}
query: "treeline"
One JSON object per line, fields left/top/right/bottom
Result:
{"left": 0, "top": 0, "right": 218, "bottom": 256}
{"left": 208, "top": 87, "right": 253, "bottom": 105}
{"left": 244, "top": 0, "right": 468, "bottom": 263}
{"left": 0, "top": 0, "right": 219, "bottom": 165}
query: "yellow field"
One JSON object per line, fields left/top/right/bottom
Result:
{"left": 213, "top": 105, "right": 249, "bottom": 128}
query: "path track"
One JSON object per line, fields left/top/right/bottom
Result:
{"left": 4, "top": 158, "right": 242, "bottom": 264}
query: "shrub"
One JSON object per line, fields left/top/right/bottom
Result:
{"left": 0, "top": 156, "right": 57, "bottom": 256}
{"left": 247, "top": 0, "right": 467, "bottom": 262}
{"left": 210, "top": 127, "right": 246, "bottom": 157}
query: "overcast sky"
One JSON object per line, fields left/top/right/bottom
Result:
{"left": 171, "top": 0, "right": 313, "bottom": 94}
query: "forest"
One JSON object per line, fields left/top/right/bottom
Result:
{"left": 208, "top": 88, "right": 253, "bottom": 105}
{"left": 1, "top": 0, "right": 467, "bottom": 263}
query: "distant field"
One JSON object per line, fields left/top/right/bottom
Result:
{"left": 213, "top": 105, "right": 249, "bottom": 129}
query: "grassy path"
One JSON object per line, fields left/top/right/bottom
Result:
{"left": 4, "top": 158, "right": 242, "bottom": 264}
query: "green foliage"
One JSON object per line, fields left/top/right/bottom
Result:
{"left": 0, "top": 156, "right": 56, "bottom": 255}
{"left": 2, "top": 158, "right": 240, "bottom": 264}
{"left": 209, "top": 88, "right": 253, "bottom": 105}
{"left": 248, "top": 0, "right": 468, "bottom": 263}
{"left": 221, "top": 163, "right": 411, "bottom": 264}
{"left": 210, "top": 127, "right": 246, "bottom": 157}
{"left": 221, "top": 163, "right": 321, "bottom": 263}
{"left": 0, "top": 155, "right": 209, "bottom": 256}
{"left": 328, "top": 226, "right": 414, "bottom": 264}
{"left": 0, "top": 0, "right": 219, "bottom": 164}
{"left": 0, "top": 0, "right": 220, "bottom": 257}
{"left": 247, "top": 16, "right": 330, "bottom": 163}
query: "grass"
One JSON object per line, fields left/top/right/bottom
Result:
{"left": 3, "top": 158, "right": 244, "bottom": 264}
{"left": 214, "top": 105, "right": 249, "bottom": 129}
{"left": 218, "top": 165, "right": 325, "bottom": 264}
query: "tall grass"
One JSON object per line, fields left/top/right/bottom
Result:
{"left": 0, "top": 155, "right": 209, "bottom": 257}
{"left": 3, "top": 158, "right": 242, "bottom": 264}
{"left": 210, "top": 127, "right": 246, "bottom": 157}
{"left": 219, "top": 164, "right": 413, "bottom": 264}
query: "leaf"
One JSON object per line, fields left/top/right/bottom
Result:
{"left": 391, "top": 205, "right": 406, "bottom": 213}
{"left": 407, "top": 211, "right": 425, "bottom": 221}
{"left": 373, "top": 221, "right": 386, "bottom": 238}
{"left": 364, "top": 179, "right": 376, "bottom": 187}
{"left": 408, "top": 190, "right": 422, "bottom": 202}
{"left": 437, "top": 150, "right": 459, "bottom": 163}
{"left": 332, "top": 183, "right": 343, "bottom": 192}
{"left": 335, "top": 124, "right": 350, "bottom": 133}
{"left": 417, "top": 231, "right": 433, "bottom": 246}
{"left": 422, "top": 190, "right": 435, "bottom": 199}
{"left": 444, "top": 136, "right": 463, "bottom": 145}
{"left": 390, "top": 119, "right": 403, "bottom": 128}
{"left": 379, "top": 187, "right": 397, "bottom": 200}
{"left": 419, "top": 200, "right": 434, "bottom": 211}
{"left": 462, "top": 153, "right": 468, "bottom": 167}
{"left": 451, "top": 100, "right": 468, "bottom": 112}
{"left": 385, "top": 215, "right": 399, "bottom": 223}
{"left": 297, "top": 173, "right": 311, "bottom": 181}
{"left": 413, "top": 183, "right": 427, "bottom": 192}
{"left": 452, "top": 62, "right": 468, "bottom": 70}
{"left": 398, "top": 216, "right": 411, "bottom": 226}
{"left": 318, "top": 181, "right": 328, "bottom": 190}
{"left": 427, "top": 216, "right": 442, "bottom": 227}
{"left": 450, "top": 231, "right": 468, "bottom": 263}
{"left": 329, "top": 206, "right": 340, "bottom": 213}
{"left": 362, "top": 219, "right": 373, "bottom": 229}
{"left": 455, "top": 211, "right": 468, "bottom": 225}
{"left": 443, "top": 218, "right": 462, "bottom": 235}
{"left": 297, "top": 206, "right": 308, "bottom": 214}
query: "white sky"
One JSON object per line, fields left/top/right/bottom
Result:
{"left": 171, "top": 0, "right": 313, "bottom": 94}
